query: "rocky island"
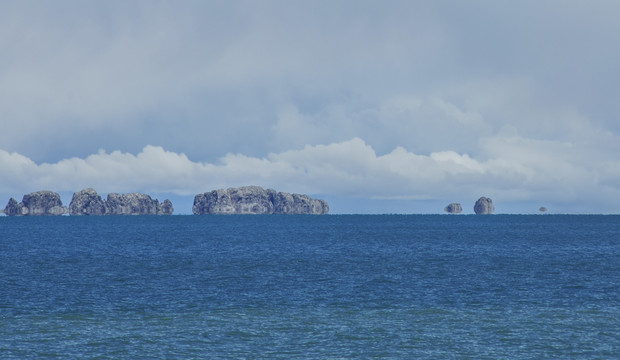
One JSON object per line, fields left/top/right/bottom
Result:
{"left": 444, "top": 203, "right": 463, "bottom": 214}
{"left": 193, "top": 186, "right": 329, "bottom": 215}
{"left": 474, "top": 197, "right": 495, "bottom": 214}
{"left": 1, "top": 191, "right": 68, "bottom": 216}
{"left": 69, "top": 188, "right": 173, "bottom": 215}
{"left": 2, "top": 188, "right": 173, "bottom": 216}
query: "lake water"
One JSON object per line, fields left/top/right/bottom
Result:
{"left": 1, "top": 215, "right": 619, "bottom": 358}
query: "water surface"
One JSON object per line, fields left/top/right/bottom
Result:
{"left": 1, "top": 215, "right": 619, "bottom": 358}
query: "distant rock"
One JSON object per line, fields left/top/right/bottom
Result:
{"left": 159, "top": 199, "right": 174, "bottom": 215}
{"left": 105, "top": 193, "right": 158, "bottom": 215}
{"left": 69, "top": 188, "right": 106, "bottom": 215}
{"left": 274, "top": 192, "right": 329, "bottom": 215}
{"left": 69, "top": 188, "right": 173, "bottom": 215}
{"left": 444, "top": 203, "right": 463, "bottom": 214}
{"left": 474, "top": 197, "right": 495, "bottom": 214}
{"left": 539, "top": 206, "right": 548, "bottom": 213}
{"left": 193, "top": 186, "right": 329, "bottom": 215}
{"left": 106, "top": 192, "right": 174, "bottom": 215}
{"left": 2, "top": 198, "right": 26, "bottom": 216}
{"left": 2, "top": 191, "right": 67, "bottom": 216}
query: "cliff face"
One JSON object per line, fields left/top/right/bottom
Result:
{"left": 474, "top": 197, "right": 495, "bottom": 214}
{"left": 105, "top": 193, "right": 161, "bottom": 215}
{"left": 2, "top": 191, "right": 67, "bottom": 216}
{"left": 68, "top": 188, "right": 106, "bottom": 215}
{"left": 193, "top": 186, "right": 329, "bottom": 215}
{"left": 69, "top": 189, "right": 174, "bottom": 215}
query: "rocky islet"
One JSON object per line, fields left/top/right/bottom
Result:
{"left": 2, "top": 191, "right": 67, "bottom": 216}
{"left": 2, "top": 189, "right": 174, "bottom": 216}
{"left": 444, "top": 203, "right": 463, "bottom": 214}
{"left": 69, "top": 188, "right": 174, "bottom": 216}
{"left": 193, "top": 186, "right": 329, "bottom": 215}
{"left": 474, "top": 197, "right": 495, "bottom": 214}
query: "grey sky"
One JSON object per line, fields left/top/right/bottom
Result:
{"left": 2, "top": 1, "right": 620, "bottom": 213}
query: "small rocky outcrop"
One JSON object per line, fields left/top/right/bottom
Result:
{"left": 159, "top": 199, "right": 174, "bottom": 215}
{"left": 69, "top": 188, "right": 106, "bottom": 215}
{"left": 539, "top": 206, "right": 548, "bottom": 213}
{"left": 2, "top": 191, "right": 67, "bottom": 216}
{"left": 444, "top": 203, "right": 463, "bottom": 214}
{"left": 474, "top": 197, "right": 494, "bottom": 214}
{"left": 2, "top": 198, "right": 25, "bottom": 216}
{"left": 69, "top": 189, "right": 173, "bottom": 215}
{"left": 193, "top": 186, "right": 329, "bottom": 215}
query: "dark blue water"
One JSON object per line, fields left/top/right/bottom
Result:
{"left": 1, "top": 215, "right": 619, "bottom": 358}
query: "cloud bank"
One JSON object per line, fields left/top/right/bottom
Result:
{"left": 3, "top": 133, "right": 620, "bottom": 213}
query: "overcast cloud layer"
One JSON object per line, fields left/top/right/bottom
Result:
{"left": 2, "top": 1, "right": 620, "bottom": 213}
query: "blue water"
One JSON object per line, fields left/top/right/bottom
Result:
{"left": 1, "top": 215, "right": 619, "bottom": 358}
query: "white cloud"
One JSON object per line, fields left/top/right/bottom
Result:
{"left": 271, "top": 94, "right": 497, "bottom": 158}
{"left": 3, "top": 134, "right": 620, "bottom": 212}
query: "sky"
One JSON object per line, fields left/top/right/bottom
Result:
{"left": 2, "top": 0, "right": 620, "bottom": 214}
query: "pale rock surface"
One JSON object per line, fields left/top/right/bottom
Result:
{"left": 159, "top": 199, "right": 174, "bottom": 215}
{"left": 105, "top": 192, "right": 174, "bottom": 215}
{"left": 193, "top": 186, "right": 329, "bottom": 215}
{"left": 2, "top": 191, "right": 67, "bottom": 216}
{"left": 69, "top": 188, "right": 106, "bottom": 215}
{"left": 69, "top": 189, "right": 173, "bottom": 215}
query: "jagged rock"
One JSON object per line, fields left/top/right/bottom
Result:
{"left": 69, "top": 188, "right": 106, "bottom": 215}
{"left": 276, "top": 193, "right": 329, "bottom": 214}
{"left": 4, "top": 189, "right": 173, "bottom": 216}
{"left": 158, "top": 199, "right": 174, "bottom": 215}
{"left": 68, "top": 188, "right": 173, "bottom": 215}
{"left": 193, "top": 186, "right": 329, "bottom": 215}
{"left": 3, "top": 198, "right": 26, "bottom": 216}
{"left": 229, "top": 186, "right": 277, "bottom": 214}
{"left": 3, "top": 191, "right": 67, "bottom": 216}
{"left": 444, "top": 203, "right": 462, "bottom": 214}
{"left": 105, "top": 193, "right": 159, "bottom": 215}
{"left": 193, "top": 188, "right": 235, "bottom": 214}
{"left": 474, "top": 197, "right": 495, "bottom": 214}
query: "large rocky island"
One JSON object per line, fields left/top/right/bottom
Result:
{"left": 2, "top": 189, "right": 173, "bottom": 216}
{"left": 1, "top": 191, "right": 68, "bottom": 216}
{"left": 193, "top": 186, "right": 329, "bottom": 215}
{"left": 69, "top": 188, "right": 173, "bottom": 215}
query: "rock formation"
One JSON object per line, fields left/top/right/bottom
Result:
{"left": 444, "top": 203, "right": 463, "bottom": 214}
{"left": 2, "top": 191, "right": 68, "bottom": 216}
{"left": 69, "top": 188, "right": 173, "bottom": 215}
{"left": 69, "top": 188, "right": 106, "bottom": 215}
{"left": 105, "top": 193, "right": 158, "bottom": 215}
{"left": 2, "top": 198, "right": 24, "bottom": 216}
{"left": 539, "top": 206, "right": 548, "bottom": 213}
{"left": 3, "top": 189, "right": 173, "bottom": 216}
{"left": 159, "top": 199, "right": 174, "bottom": 215}
{"left": 474, "top": 197, "right": 495, "bottom": 214}
{"left": 193, "top": 186, "right": 329, "bottom": 215}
